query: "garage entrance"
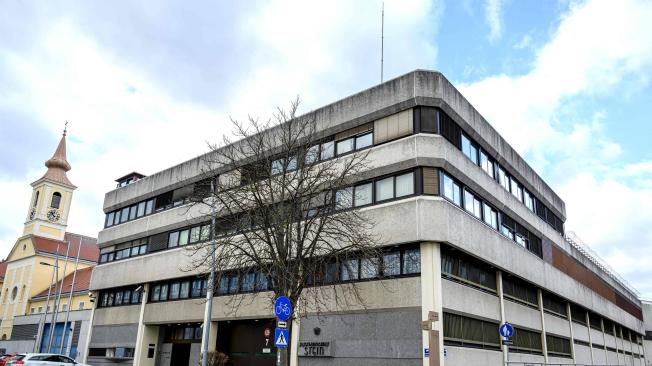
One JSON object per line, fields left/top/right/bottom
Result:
{"left": 216, "top": 319, "right": 277, "bottom": 366}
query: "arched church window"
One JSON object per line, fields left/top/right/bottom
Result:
{"left": 51, "top": 192, "right": 62, "bottom": 209}
{"left": 33, "top": 191, "right": 40, "bottom": 207}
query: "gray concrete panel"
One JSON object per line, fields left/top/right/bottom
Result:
{"left": 572, "top": 322, "right": 590, "bottom": 342}
{"left": 298, "top": 308, "right": 421, "bottom": 361}
{"left": 90, "top": 324, "right": 138, "bottom": 347}
{"left": 544, "top": 313, "right": 571, "bottom": 337}
{"left": 441, "top": 278, "right": 501, "bottom": 322}
{"left": 547, "top": 356, "right": 574, "bottom": 365}
{"left": 443, "top": 346, "right": 502, "bottom": 366}
{"left": 574, "top": 344, "right": 592, "bottom": 364}
{"left": 506, "top": 352, "right": 545, "bottom": 364}
{"left": 0, "top": 339, "right": 35, "bottom": 354}
{"left": 93, "top": 306, "right": 141, "bottom": 326}
{"left": 504, "top": 300, "right": 541, "bottom": 331}
{"left": 87, "top": 357, "right": 134, "bottom": 366}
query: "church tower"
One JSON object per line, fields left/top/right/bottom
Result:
{"left": 22, "top": 127, "right": 76, "bottom": 241}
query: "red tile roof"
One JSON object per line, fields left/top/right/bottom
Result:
{"left": 32, "top": 266, "right": 94, "bottom": 299}
{"left": 32, "top": 233, "right": 99, "bottom": 263}
{"left": 0, "top": 260, "right": 7, "bottom": 280}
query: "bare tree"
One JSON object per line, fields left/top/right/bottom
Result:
{"left": 188, "top": 98, "right": 381, "bottom": 365}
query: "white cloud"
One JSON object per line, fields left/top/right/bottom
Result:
{"left": 459, "top": 0, "right": 652, "bottom": 297}
{"left": 484, "top": 0, "right": 505, "bottom": 43}
{"left": 0, "top": 0, "right": 441, "bottom": 259}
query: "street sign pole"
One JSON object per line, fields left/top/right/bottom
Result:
{"left": 274, "top": 296, "right": 292, "bottom": 366}
{"left": 499, "top": 322, "right": 514, "bottom": 366}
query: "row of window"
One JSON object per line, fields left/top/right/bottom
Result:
{"left": 104, "top": 180, "right": 209, "bottom": 228}
{"left": 29, "top": 302, "right": 85, "bottom": 314}
{"left": 335, "top": 171, "right": 415, "bottom": 209}
{"left": 441, "top": 245, "right": 644, "bottom": 345}
{"left": 441, "top": 170, "right": 543, "bottom": 258}
{"left": 98, "top": 286, "right": 143, "bottom": 308}
{"left": 270, "top": 130, "right": 373, "bottom": 176}
{"left": 99, "top": 238, "right": 148, "bottom": 263}
{"left": 99, "top": 169, "right": 419, "bottom": 265}
{"left": 151, "top": 278, "right": 209, "bottom": 302}
{"left": 456, "top": 121, "right": 564, "bottom": 235}
{"left": 308, "top": 246, "right": 421, "bottom": 285}
{"left": 442, "top": 312, "right": 570, "bottom": 357}
{"left": 164, "top": 324, "right": 203, "bottom": 343}
{"left": 573, "top": 340, "right": 644, "bottom": 358}
{"left": 441, "top": 247, "right": 497, "bottom": 292}
{"left": 570, "top": 302, "right": 642, "bottom": 343}
{"left": 100, "top": 222, "right": 211, "bottom": 264}
{"left": 88, "top": 347, "right": 135, "bottom": 358}
{"left": 149, "top": 246, "right": 421, "bottom": 303}
{"left": 101, "top": 246, "right": 421, "bottom": 307}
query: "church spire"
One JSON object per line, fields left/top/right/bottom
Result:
{"left": 41, "top": 122, "right": 74, "bottom": 187}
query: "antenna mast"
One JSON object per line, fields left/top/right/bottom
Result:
{"left": 381, "top": 1, "right": 384, "bottom": 83}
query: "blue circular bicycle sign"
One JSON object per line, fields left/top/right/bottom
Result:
{"left": 274, "top": 296, "right": 292, "bottom": 321}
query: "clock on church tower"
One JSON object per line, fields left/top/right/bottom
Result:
{"left": 23, "top": 127, "right": 77, "bottom": 241}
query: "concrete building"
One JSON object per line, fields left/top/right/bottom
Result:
{"left": 88, "top": 70, "right": 646, "bottom": 366}
{"left": 0, "top": 129, "right": 99, "bottom": 360}
{"left": 644, "top": 301, "right": 652, "bottom": 365}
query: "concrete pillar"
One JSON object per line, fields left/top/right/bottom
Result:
{"left": 134, "top": 284, "right": 150, "bottom": 366}
{"left": 208, "top": 321, "right": 218, "bottom": 353}
{"left": 600, "top": 319, "right": 608, "bottom": 364}
{"left": 420, "top": 242, "right": 443, "bottom": 366}
{"left": 136, "top": 325, "right": 160, "bottom": 366}
{"left": 496, "top": 270, "right": 507, "bottom": 366}
{"left": 289, "top": 316, "right": 300, "bottom": 366}
{"left": 586, "top": 312, "right": 594, "bottom": 365}
{"left": 80, "top": 292, "right": 97, "bottom": 364}
{"left": 566, "top": 302, "right": 576, "bottom": 362}
{"left": 537, "top": 289, "right": 548, "bottom": 364}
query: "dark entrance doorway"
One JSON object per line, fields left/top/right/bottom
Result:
{"left": 217, "top": 319, "right": 277, "bottom": 366}
{"left": 171, "top": 343, "right": 192, "bottom": 366}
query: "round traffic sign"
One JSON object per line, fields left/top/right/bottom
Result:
{"left": 499, "top": 322, "right": 514, "bottom": 338}
{"left": 274, "top": 296, "right": 292, "bottom": 321}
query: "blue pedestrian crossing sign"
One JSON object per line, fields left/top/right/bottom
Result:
{"left": 499, "top": 322, "right": 514, "bottom": 338}
{"left": 275, "top": 328, "right": 289, "bottom": 348}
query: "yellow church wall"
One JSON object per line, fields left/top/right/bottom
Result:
{"left": 0, "top": 257, "right": 35, "bottom": 339}
{"left": 37, "top": 225, "right": 63, "bottom": 239}
{"left": 7, "top": 237, "right": 36, "bottom": 262}
{"left": 29, "top": 293, "right": 92, "bottom": 314}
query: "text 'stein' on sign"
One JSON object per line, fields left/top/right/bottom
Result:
{"left": 298, "top": 341, "right": 332, "bottom": 357}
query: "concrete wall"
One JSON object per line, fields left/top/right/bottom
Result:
{"left": 0, "top": 339, "right": 34, "bottom": 354}
{"left": 443, "top": 346, "right": 501, "bottom": 366}
{"left": 298, "top": 308, "right": 421, "bottom": 366}
{"left": 89, "top": 324, "right": 138, "bottom": 348}
{"left": 442, "top": 279, "right": 500, "bottom": 322}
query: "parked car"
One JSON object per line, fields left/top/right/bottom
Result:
{"left": 6, "top": 354, "right": 90, "bottom": 365}
{"left": 0, "top": 353, "right": 18, "bottom": 366}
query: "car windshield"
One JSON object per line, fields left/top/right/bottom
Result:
{"left": 12, "top": 355, "right": 25, "bottom": 360}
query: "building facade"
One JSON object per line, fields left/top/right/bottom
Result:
{"left": 0, "top": 130, "right": 98, "bottom": 360}
{"left": 88, "top": 70, "right": 646, "bottom": 366}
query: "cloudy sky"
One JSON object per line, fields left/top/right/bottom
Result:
{"left": 1, "top": 0, "right": 651, "bottom": 298}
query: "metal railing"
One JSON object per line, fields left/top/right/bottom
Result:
{"left": 564, "top": 231, "right": 640, "bottom": 297}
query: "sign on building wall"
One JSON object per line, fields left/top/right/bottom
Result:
{"left": 298, "top": 341, "right": 332, "bottom": 357}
